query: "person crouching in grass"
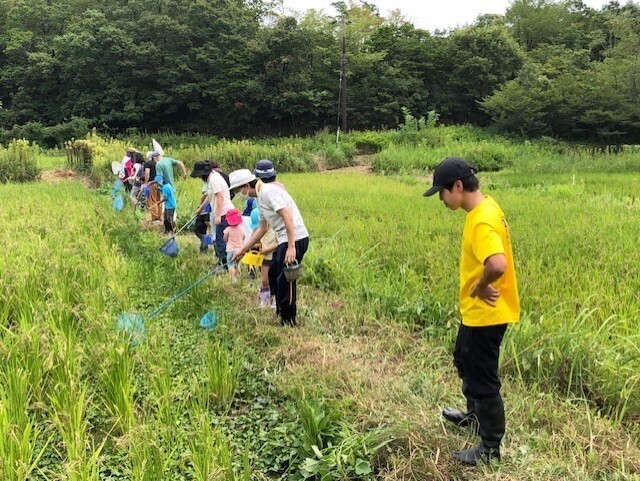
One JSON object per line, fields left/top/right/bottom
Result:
{"left": 154, "top": 175, "right": 177, "bottom": 235}
{"left": 423, "top": 157, "right": 520, "bottom": 466}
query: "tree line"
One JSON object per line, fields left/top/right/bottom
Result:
{"left": 0, "top": 0, "right": 639, "bottom": 143}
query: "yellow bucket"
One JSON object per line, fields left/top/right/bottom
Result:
{"left": 241, "top": 249, "right": 264, "bottom": 267}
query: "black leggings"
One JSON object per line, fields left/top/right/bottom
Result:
{"left": 269, "top": 237, "right": 309, "bottom": 325}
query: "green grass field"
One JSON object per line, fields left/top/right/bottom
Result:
{"left": 2, "top": 129, "right": 640, "bottom": 479}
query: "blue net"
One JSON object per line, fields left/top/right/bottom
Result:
{"left": 159, "top": 237, "right": 179, "bottom": 257}
{"left": 117, "top": 313, "right": 146, "bottom": 346}
{"left": 199, "top": 310, "right": 218, "bottom": 329}
{"left": 112, "top": 196, "right": 124, "bottom": 211}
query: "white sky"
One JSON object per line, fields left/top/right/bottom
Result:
{"left": 278, "top": 0, "right": 616, "bottom": 32}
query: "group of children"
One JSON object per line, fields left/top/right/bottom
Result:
{"left": 116, "top": 148, "right": 281, "bottom": 309}
{"left": 203, "top": 200, "right": 279, "bottom": 307}
{"left": 118, "top": 148, "right": 178, "bottom": 235}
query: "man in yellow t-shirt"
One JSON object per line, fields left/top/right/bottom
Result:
{"left": 424, "top": 157, "right": 520, "bottom": 466}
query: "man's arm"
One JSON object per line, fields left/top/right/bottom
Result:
{"left": 177, "top": 161, "right": 187, "bottom": 179}
{"left": 277, "top": 207, "right": 297, "bottom": 264}
{"left": 233, "top": 220, "right": 268, "bottom": 261}
{"left": 470, "top": 254, "right": 506, "bottom": 307}
{"left": 214, "top": 191, "right": 224, "bottom": 224}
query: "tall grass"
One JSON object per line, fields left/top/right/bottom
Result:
{"left": 194, "top": 342, "right": 242, "bottom": 414}
{"left": 0, "top": 139, "right": 41, "bottom": 183}
{"left": 0, "top": 347, "right": 49, "bottom": 481}
{"left": 98, "top": 343, "right": 137, "bottom": 434}
{"left": 187, "top": 413, "right": 250, "bottom": 481}
{"left": 371, "top": 127, "right": 640, "bottom": 174}
{"left": 284, "top": 171, "right": 640, "bottom": 418}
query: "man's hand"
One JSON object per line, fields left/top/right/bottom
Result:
{"left": 470, "top": 282, "right": 500, "bottom": 307}
{"left": 284, "top": 245, "right": 296, "bottom": 265}
{"left": 232, "top": 248, "right": 245, "bottom": 262}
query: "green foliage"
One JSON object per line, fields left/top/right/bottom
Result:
{"left": 347, "top": 130, "right": 390, "bottom": 154}
{"left": 175, "top": 139, "right": 314, "bottom": 173}
{"left": 195, "top": 342, "right": 242, "bottom": 415}
{"left": 438, "top": 24, "right": 525, "bottom": 124}
{"left": 0, "top": 118, "right": 91, "bottom": 148}
{"left": 97, "top": 343, "right": 137, "bottom": 435}
{"left": 0, "top": 138, "right": 41, "bottom": 183}
{"left": 296, "top": 397, "right": 387, "bottom": 480}
{"left": 0, "top": 1, "right": 639, "bottom": 140}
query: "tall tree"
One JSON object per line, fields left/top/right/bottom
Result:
{"left": 438, "top": 25, "right": 524, "bottom": 124}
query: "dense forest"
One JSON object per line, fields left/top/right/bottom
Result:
{"left": 0, "top": 0, "right": 639, "bottom": 142}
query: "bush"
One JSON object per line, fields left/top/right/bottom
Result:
{"left": 348, "top": 130, "right": 390, "bottom": 154}
{"left": 44, "top": 117, "right": 91, "bottom": 147}
{"left": 0, "top": 122, "right": 46, "bottom": 147}
{"left": 0, "top": 139, "right": 41, "bottom": 183}
{"left": 65, "top": 139, "right": 96, "bottom": 174}
{"left": 0, "top": 118, "right": 92, "bottom": 148}
{"left": 456, "top": 141, "right": 512, "bottom": 171}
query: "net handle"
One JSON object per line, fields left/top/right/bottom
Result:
{"left": 147, "top": 265, "right": 224, "bottom": 319}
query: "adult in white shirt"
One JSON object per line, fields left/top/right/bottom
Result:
{"left": 232, "top": 160, "right": 309, "bottom": 326}
{"left": 191, "top": 160, "right": 234, "bottom": 268}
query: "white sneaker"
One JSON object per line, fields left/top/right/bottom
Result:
{"left": 258, "top": 288, "right": 270, "bottom": 308}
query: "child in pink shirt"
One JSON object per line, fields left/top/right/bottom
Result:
{"left": 223, "top": 209, "right": 245, "bottom": 281}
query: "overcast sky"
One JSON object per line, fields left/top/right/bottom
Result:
{"left": 278, "top": 0, "right": 615, "bottom": 32}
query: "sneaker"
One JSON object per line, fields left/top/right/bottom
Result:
{"left": 258, "top": 288, "right": 270, "bottom": 307}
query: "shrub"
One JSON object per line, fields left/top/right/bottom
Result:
{"left": 457, "top": 141, "right": 512, "bottom": 171}
{"left": 0, "top": 139, "right": 41, "bottom": 183}
{"left": 0, "top": 122, "right": 46, "bottom": 147}
{"left": 0, "top": 118, "right": 92, "bottom": 148}
{"left": 65, "top": 139, "right": 96, "bottom": 174}
{"left": 348, "top": 130, "right": 390, "bottom": 154}
{"left": 44, "top": 117, "right": 91, "bottom": 147}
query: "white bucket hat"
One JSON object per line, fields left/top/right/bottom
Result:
{"left": 229, "top": 169, "right": 256, "bottom": 189}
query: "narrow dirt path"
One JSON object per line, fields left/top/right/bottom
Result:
{"left": 318, "top": 154, "right": 374, "bottom": 174}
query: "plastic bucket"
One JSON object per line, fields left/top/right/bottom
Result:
{"left": 241, "top": 249, "right": 264, "bottom": 267}
{"left": 283, "top": 261, "right": 304, "bottom": 282}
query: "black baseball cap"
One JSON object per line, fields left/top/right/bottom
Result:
{"left": 423, "top": 157, "right": 478, "bottom": 197}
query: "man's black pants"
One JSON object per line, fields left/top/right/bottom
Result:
{"left": 453, "top": 323, "right": 508, "bottom": 400}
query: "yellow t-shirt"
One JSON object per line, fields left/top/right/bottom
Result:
{"left": 459, "top": 196, "right": 520, "bottom": 327}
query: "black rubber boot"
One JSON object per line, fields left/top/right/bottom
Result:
{"left": 442, "top": 380, "right": 476, "bottom": 429}
{"left": 452, "top": 395, "right": 504, "bottom": 466}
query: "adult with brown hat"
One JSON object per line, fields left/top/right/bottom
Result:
{"left": 423, "top": 156, "right": 520, "bottom": 466}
